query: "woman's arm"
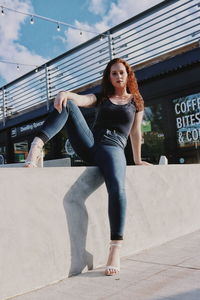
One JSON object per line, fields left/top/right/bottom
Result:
{"left": 54, "top": 91, "right": 97, "bottom": 113}
{"left": 130, "top": 111, "right": 152, "bottom": 165}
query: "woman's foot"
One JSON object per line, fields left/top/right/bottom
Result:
{"left": 24, "top": 137, "right": 44, "bottom": 168}
{"left": 105, "top": 241, "right": 122, "bottom": 276}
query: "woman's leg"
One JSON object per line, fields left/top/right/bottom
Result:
{"left": 25, "top": 105, "right": 69, "bottom": 167}
{"left": 95, "top": 145, "right": 127, "bottom": 239}
{"left": 25, "top": 100, "right": 95, "bottom": 166}
{"left": 94, "top": 144, "right": 127, "bottom": 275}
{"left": 64, "top": 100, "right": 95, "bottom": 163}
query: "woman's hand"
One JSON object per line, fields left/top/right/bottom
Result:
{"left": 54, "top": 91, "right": 97, "bottom": 111}
{"left": 54, "top": 91, "right": 68, "bottom": 113}
{"left": 135, "top": 160, "right": 153, "bottom": 166}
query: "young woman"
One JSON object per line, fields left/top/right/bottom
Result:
{"left": 25, "top": 58, "right": 151, "bottom": 276}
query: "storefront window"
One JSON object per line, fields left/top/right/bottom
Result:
{"left": 173, "top": 92, "right": 200, "bottom": 164}
{"left": 14, "top": 141, "right": 28, "bottom": 163}
{"left": 0, "top": 131, "right": 7, "bottom": 164}
{"left": 142, "top": 104, "right": 166, "bottom": 164}
{"left": 61, "top": 130, "right": 85, "bottom": 166}
{"left": 0, "top": 145, "right": 6, "bottom": 164}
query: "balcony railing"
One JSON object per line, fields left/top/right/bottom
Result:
{"left": 0, "top": 0, "right": 199, "bottom": 126}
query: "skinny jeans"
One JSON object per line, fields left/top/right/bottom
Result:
{"left": 37, "top": 100, "right": 127, "bottom": 240}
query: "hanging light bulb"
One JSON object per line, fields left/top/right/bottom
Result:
{"left": 57, "top": 23, "right": 61, "bottom": 32}
{"left": 1, "top": 6, "right": 5, "bottom": 15}
{"left": 30, "top": 16, "right": 34, "bottom": 24}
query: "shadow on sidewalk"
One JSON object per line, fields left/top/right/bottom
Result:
{"left": 153, "top": 288, "right": 200, "bottom": 300}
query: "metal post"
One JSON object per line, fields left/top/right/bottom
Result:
{"left": 45, "top": 64, "right": 50, "bottom": 111}
{"left": 107, "top": 31, "right": 114, "bottom": 60}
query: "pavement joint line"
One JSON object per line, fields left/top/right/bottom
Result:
{"left": 126, "top": 259, "right": 200, "bottom": 271}
{"left": 5, "top": 278, "right": 67, "bottom": 300}
{"left": 96, "top": 267, "right": 173, "bottom": 300}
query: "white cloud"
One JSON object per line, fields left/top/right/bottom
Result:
{"left": 64, "top": 21, "right": 94, "bottom": 49}
{"left": 0, "top": 0, "right": 46, "bottom": 85}
{"left": 62, "top": 0, "right": 163, "bottom": 49}
{"left": 102, "top": 0, "right": 163, "bottom": 27}
{"left": 88, "top": 0, "right": 108, "bottom": 15}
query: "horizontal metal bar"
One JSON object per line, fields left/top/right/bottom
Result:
{"left": 114, "top": 7, "right": 198, "bottom": 47}
{"left": 6, "top": 82, "right": 46, "bottom": 102}
{"left": 49, "top": 67, "right": 103, "bottom": 91}
{"left": 6, "top": 70, "right": 45, "bottom": 92}
{"left": 49, "top": 74, "right": 103, "bottom": 96}
{"left": 49, "top": 55, "right": 107, "bottom": 80}
{"left": 128, "top": 38, "right": 198, "bottom": 66}
{"left": 49, "top": 54, "right": 107, "bottom": 83}
{"left": 13, "top": 93, "right": 48, "bottom": 111}
{"left": 115, "top": 21, "right": 199, "bottom": 57}
{"left": 49, "top": 54, "right": 107, "bottom": 79}
{"left": 47, "top": 40, "right": 108, "bottom": 73}
{"left": 128, "top": 35, "right": 198, "bottom": 65}
{"left": 111, "top": 0, "right": 197, "bottom": 36}
{"left": 6, "top": 85, "right": 45, "bottom": 101}
{"left": 49, "top": 56, "right": 105, "bottom": 81}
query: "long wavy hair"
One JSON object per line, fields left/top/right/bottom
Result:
{"left": 101, "top": 58, "right": 144, "bottom": 111}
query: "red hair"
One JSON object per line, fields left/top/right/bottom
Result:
{"left": 101, "top": 58, "right": 144, "bottom": 111}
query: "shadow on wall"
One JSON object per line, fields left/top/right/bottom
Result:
{"left": 154, "top": 289, "right": 200, "bottom": 300}
{"left": 63, "top": 167, "right": 104, "bottom": 277}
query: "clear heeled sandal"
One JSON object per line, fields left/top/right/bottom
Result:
{"left": 105, "top": 243, "right": 121, "bottom": 276}
{"left": 24, "top": 141, "right": 44, "bottom": 168}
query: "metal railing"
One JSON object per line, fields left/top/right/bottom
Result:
{"left": 0, "top": 0, "right": 199, "bottom": 126}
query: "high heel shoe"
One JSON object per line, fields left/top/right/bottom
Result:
{"left": 105, "top": 243, "right": 121, "bottom": 276}
{"left": 24, "top": 141, "right": 44, "bottom": 168}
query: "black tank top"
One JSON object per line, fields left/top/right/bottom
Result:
{"left": 93, "top": 94, "right": 137, "bottom": 138}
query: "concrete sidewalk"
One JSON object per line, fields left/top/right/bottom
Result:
{"left": 10, "top": 230, "right": 200, "bottom": 300}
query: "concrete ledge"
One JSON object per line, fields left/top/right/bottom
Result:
{"left": 0, "top": 158, "right": 71, "bottom": 168}
{"left": 0, "top": 165, "right": 200, "bottom": 300}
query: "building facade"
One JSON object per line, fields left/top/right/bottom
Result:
{"left": 0, "top": 46, "right": 199, "bottom": 165}
{"left": 0, "top": 0, "right": 199, "bottom": 165}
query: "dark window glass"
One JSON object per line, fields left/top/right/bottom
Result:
{"left": 142, "top": 103, "right": 166, "bottom": 164}
{"left": 14, "top": 141, "right": 28, "bottom": 162}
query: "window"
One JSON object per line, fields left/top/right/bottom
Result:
{"left": 173, "top": 92, "right": 200, "bottom": 164}
{"left": 142, "top": 103, "right": 166, "bottom": 164}
{"left": 14, "top": 141, "right": 28, "bottom": 163}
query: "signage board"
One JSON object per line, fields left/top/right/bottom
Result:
{"left": 173, "top": 93, "right": 200, "bottom": 146}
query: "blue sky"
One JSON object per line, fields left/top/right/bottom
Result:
{"left": 0, "top": 0, "right": 163, "bottom": 88}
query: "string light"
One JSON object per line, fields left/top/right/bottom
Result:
{"left": 0, "top": 5, "right": 108, "bottom": 37}
{"left": 30, "top": 15, "right": 34, "bottom": 24}
{"left": 0, "top": 5, "right": 108, "bottom": 70}
{"left": 0, "top": 59, "right": 39, "bottom": 72}
{"left": 57, "top": 23, "right": 61, "bottom": 32}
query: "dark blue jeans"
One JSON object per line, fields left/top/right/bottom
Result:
{"left": 37, "top": 100, "right": 127, "bottom": 240}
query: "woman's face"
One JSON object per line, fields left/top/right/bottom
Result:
{"left": 109, "top": 62, "right": 128, "bottom": 89}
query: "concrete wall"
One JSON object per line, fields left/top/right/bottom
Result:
{"left": 0, "top": 165, "right": 200, "bottom": 300}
